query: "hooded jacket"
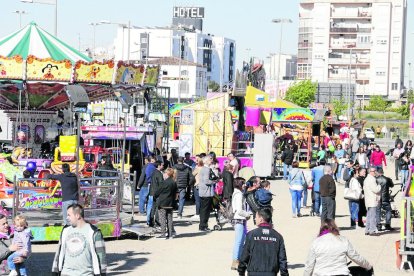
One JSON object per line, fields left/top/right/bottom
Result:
{"left": 174, "top": 163, "right": 191, "bottom": 189}
{"left": 48, "top": 172, "right": 78, "bottom": 201}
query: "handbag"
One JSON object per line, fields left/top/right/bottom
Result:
{"left": 209, "top": 168, "right": 219, "bottom": 181}
{"left": 344, "top": 179, "right": 361, "bottom": 201}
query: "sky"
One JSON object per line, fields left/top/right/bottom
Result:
{"left": 0, "top": 0, "right": 413, "bottom": 86}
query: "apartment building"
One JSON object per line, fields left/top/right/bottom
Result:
{"left": 298, "top": 0, "right": 407, "bottom": 101}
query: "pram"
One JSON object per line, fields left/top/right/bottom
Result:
{"left": 381, "top": 187, "right": 401, "bottom": 220}
{"left": 212, "top": 195, "right": 232, "bottom": 231}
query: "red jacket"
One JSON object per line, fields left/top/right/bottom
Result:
{"left": 370, "top": 150, "right": 387, "bottom": 167}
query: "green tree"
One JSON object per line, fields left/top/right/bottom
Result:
{"left": 284, "top": 80, "right": 316, "bottom": 107}
{"left": 332, "top": 96, "right": 348, "bottom": 120}
{"left": 366, "top": 95, "right": 389, "bottom": 111}
{"left": 208, "top": 81, "right": 220, "bottom": 92}
{"left": 398, "top": 89, "right": 414, "bottom": 118}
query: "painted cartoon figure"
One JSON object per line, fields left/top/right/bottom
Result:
{"left": 86, "top": 66, "right": 101, "bottom": 79}
{"left": 121, "top": 68, "right": 134, "bottom": 83}
{"left": 42, "top": 64, "right": 59, "bottom": 79}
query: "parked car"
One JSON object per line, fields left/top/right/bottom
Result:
{"left": 364, "top": 128, "right": 375, "bottom": 141}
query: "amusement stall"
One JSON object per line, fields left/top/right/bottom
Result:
{"left": 0, "top": 22, "right": 161, "bottom": 240}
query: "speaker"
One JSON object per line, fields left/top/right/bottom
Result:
{"left": 312, "top": 124, "right": 321, "bottom": 136}
{"left": 65, "top": 85, "right": 90, "bottom": 108}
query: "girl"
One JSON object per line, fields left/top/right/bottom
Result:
{"left": 155, "top": 168, "right": 178, "bottom": 239}
{"left": 231, "top": 178, "right": 250, "bottom": 270}
{"left": 7, "top": 215, "right": 32, "bottom": 276}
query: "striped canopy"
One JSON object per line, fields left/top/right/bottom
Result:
{"left": 0, "top": 22, "right": 91, "bottom": 63}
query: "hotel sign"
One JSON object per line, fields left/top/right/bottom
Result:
{"left": 173, "top": 7, "right": 204, "bottom": 18}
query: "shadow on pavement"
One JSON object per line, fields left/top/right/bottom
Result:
{"left": 174, "top": 231, "right": 210, "bottom": 239}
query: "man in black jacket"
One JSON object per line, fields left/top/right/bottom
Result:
{"left": 281, "top": 144, "right": 294, "bottom": 180}
{"left": 238, "top": 208, "right": 289, "bottom": 276}
{"left": 148, "top": 161, "right": 164, "bottom": 227}
{"left": 376, "top": 168, "right": 394, "bottom": 231}
{"left": 47, "top": 163, "right": 78, "bottom": 225}
{"left": 174, "top": 157, "right": 191, "bottom": 219}
{"left": 319, "top": 165, "right": 336, "bottom": 222}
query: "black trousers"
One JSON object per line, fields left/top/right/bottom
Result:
{"left": 321, "top": 197, "right": 336, "bottom": 222}
{"left": 199, "top": 196, "right": 212, "bottom": 229}
{"left": 150, "top": 198, "right": 160, "bottom": 226}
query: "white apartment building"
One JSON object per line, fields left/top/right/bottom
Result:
{"left": 112, "top": 27, "right": 236, "bottom": 101}
{"left": 298, "top": 0, "right": 407, "bottom": 101}
{"left": 264, "top": 54, "right": 297, "bottom": 80}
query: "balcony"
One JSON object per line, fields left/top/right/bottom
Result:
{"left": 330, "top": 27, "right": 371, "bottom": 33}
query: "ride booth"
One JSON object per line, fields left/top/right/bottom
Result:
{"left": 243, "top": 85, "right": 322, "bottom": 177}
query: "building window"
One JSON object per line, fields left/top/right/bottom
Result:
{"left": 392, "top": 83, "right": 398, "bottom": 90}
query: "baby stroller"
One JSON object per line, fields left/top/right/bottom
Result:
{"left": 212, "top": 195, "right": 232, "bottom": 231}
{"left": 381, "top": 188, "right": 401, "bottom": 220}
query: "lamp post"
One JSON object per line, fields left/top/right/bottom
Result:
{"left": 100, "top": 20, "right": 132, "bottom": 62}
{"left": 12, "top": 10, "right": 28, "bottom": 28}
{"left": 21, "top": 0, "right": 57, "bottom": 36}
{"left": 89, "top": 22, "right": 103, "bottom": 60}
{"left": 409, "top": 62, "right": 412, "bottom": 90}
{"left": 272, "top": 18, "right": 292, "bottom": 100}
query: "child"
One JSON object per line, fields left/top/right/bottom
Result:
{"left": 7, "top": 215, "right": 33, "bottom": 276}
{"left": 255, "top": 181, "right": 273, "bottom": 207}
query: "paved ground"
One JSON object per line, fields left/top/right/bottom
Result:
{"left": 27, "top": 164, "right": 404, "bottom": 276}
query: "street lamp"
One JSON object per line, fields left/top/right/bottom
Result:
{"left": 272, "top": 18, "right": 292, "bottom": 100}
{"left": 409, "top": 62, "right": 412, "bottom": 90}
{"left": 21, "top": 0, "right": 57, "bottom": 36}
{"left": 12, "top": 10, "right": 28, "bottom": 28}
{"left": 99, "top": 20, "right": 131, "bottom": 62}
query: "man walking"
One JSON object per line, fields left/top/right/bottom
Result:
{"left": 370, "top": 145, "right": 387, "bottom": 170}
{"left": 311, "top": 160, "right": 326, "bottom": 216}
{"left": 238, "top": 208, "right": 289, "bottom": 276}
{"left": 198, "top": 157, "right": 215, "bottom": 231}
{"left": 144, "top": 157, "right": 157, "bottom": 226}
{"left": 281, "top": 144, "right": 294, "bottom": 180}
{"left": 392, "top": 143, "right": 404, "bottom": 181}
{"left": 148, "top": 161, "right": 164, "bottom": 227}
{"left": 364, "top": 167, "right": 381, "bottom": 235}
{"left": 137, "top": 156, "right": 151, "bottom": 214}
{"left": 319, "top": 166, "right": 336, "bottom": 221}
{"left": 376, "top": 168, "right": 394, "bottom": 231}
{"left": 52, "top": 204, "right": 107, "bottom": 276}
{"left": 174, "top": 157, "right": 191, "bottom": 219}
{"left": 47, "top": 163, "right": 78, "bottom": 225}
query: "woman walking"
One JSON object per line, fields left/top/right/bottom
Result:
{"left": 288, "top": 161, "right": 305, "bottom": 218}
{"left": 334, "top": 144, "right": 346, "bottom": 181}
{"left": 231, "top": 177, "right": 250, "bottom": 270}
{"left": 155, "top": 168, "right": 178, "bottom": 239}
{"left": 346, "top": 171, "right": 363, "bottom": 228}
{"left": 354, "top": 147, "right": 369, "bottom": 169}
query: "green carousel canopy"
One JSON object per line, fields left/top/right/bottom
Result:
{"left": 0, "top": 21, "right": 91, "bottom": 63}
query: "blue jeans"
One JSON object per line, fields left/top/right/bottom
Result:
{"left": 349, "top": 201, "right": 359, "bottom": 222}
{"left": 7, "top": 252, "right": 26, "bottom": 275}
{"left": 194, "top": 188, "right": 200, "bottom": 215}
{"left": 146, "top": 196, "right": 153, "bottom": 224}
{"left": 401, "top": 170, "right": 409, "bottom": 189}
{"left": 62, "top": 200, "right": 78, "bottom": 225}
{"left": 283, "top": 164, "right": 292, "bottom": 179}
{"left": 290, "top": 189, "right": 302, "bottom": 215}
{"left": 178, "top": 188, "right": 186, "bottom": 216}
{"left": 232, "top": 222, "right": 246, "bottom": 260}
{"left": 313, "top": 191, "right": 320, "bottom": 214}
{"left": 138, "top": 186, "right": 149, "bottom": 214}
{"left": 336, "top": 164, "right": 344, "bottom": 180}
{"left": 302, "top": 188, "right": 308, "bottom": 207}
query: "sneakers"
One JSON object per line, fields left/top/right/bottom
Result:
{"left": 231, "top": 260, "right": 239, "bottom": 270}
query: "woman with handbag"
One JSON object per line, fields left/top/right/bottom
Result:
{"left": 231, "top": 177, "right": 250, "bottom": 270}
{"left": 288, "top": 161, "right": 305, "bottom": 218}
{"left": 344, "top": 171, "right": 363, "bottom": 229}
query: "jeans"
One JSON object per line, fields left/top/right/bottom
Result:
{"left": 62, "top": 200, "right": 77, "bottom": 225}
{"left": 336, "top": 164, "right": 344, "bottom": 181}
{"left": 283, "top": 163, "right": 292, "bottom": 179}
{"left": 290, "top": 189, "right": 302, "bottom": 215}
{"left": 138, "top": 186, "right": 149, "bottom": 214}
{"left": 146, "top": 196, "right": 153, "bottom": 225}
{"left": 302, "top": 188, "right": 308, "bottom": 207}
{"left": 194, "top": 188, "right": 201, "bottom": 215}
{"left": 321, "top": 197, "right": 336, "bottom": 221}
{"left": 199, "top": 197, "right": 212, "bottom": 229}
{"left": 313, "top": 191, "right": 321, "bottom": 214}
{"left": 232, "top": 222, "right": 246, "bottom": 260}
{"left": 7, "top": 252, "right": 26, "bottom": 275}
{"left": 401, "top": 170, "right": 409, "bottom": 189}
{"left": 395, "top": 161, "right": 401, "bottom": 180}
{"left": 366, "top": 207, "right": 378, "bottom": 234}
{"left": 349, "top": 201, "right": 359, "bottom": 222}
{"left": 376, "top": 202, "right": 392, "bottom": 226}
{"left": 177, "top": 188, "right": 186, "bottom": 216}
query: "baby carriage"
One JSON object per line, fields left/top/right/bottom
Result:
{"left": 381, "top": 188, "right": 400, "bottom": 220}
{"left": 212, "top": 195, "right": 233, "bottom": 231}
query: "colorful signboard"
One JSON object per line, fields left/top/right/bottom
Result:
{"left": 74, "top": 60, "right": 115, "bottom": 84}
{"left": 271, "top": 108, "right": 316, "bottom": 122}
{"left": 0, "top": 55, "right": 24, "bottom": 80}
{"left": 26, "top": 55, "right": 72, "bottom": 82}
{"left": 143, "top": 65, "right": 160, "bottom": 86}
{"left": 114, "top": 61, "right": 145, "bottom": 85}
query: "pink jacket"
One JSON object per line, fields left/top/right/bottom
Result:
{"left": 370, "top": 150, "right": 386, "bottom": 167}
